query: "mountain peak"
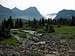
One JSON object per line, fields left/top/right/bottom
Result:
{"left": 25, "top": 7, "right": 37, "bottom": 11}
{"left": 0, "top": 6, "right": 43, "bottom": 20}
{"left": 13, "top": 7, "right": 17, "bottom": 9}
{"left": 29, "top": 7, "right": 37, "bottom": 9}
{"left": 12, "top": 7, "right": 20, "bottom": 10}
{"left": 28, "top": 6, "right": 36, "bottom": 8}
{"left": 59, "top": 9, "right": 75, "bottom": 12}
{"left": 23, "top": 7, "right": 42, "bottom": 20}
{"left": 0, "top": 5, "right": 3, "bottom": 7}
{"left": 0, "top": 5, "right": 5, "bottom": 8}
{"left": 0, "top": 5, "right": 2, "bottom": 7}
{"left": 54, "top": 9, "right": 75, "bottom": 19}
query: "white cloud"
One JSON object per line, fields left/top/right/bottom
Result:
{"left": 0, "top": 0, "right": 16, "bottom": 8}
{"left": 0, "top": 0, "right": 75, "bottom": 15}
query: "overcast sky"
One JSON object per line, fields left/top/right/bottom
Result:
{"left": 0, "top": 0, "right": 75, "bottom": 15}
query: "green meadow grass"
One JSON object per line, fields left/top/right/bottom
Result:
{"left": 55, "top": 26, "right": 75, "bottom": 33}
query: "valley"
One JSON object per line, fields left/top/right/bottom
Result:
{"left": 0, "top": 3, "right": 75, "bottom": 56}
{"left": 0, "top": 27, "right": 75, "bottom": 56}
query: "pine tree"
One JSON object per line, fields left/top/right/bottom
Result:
{"left": 15, "top": 19, "right": 19, "bottom": 28}
{"left": 41, "top": 18, "right": 45, "bottom": 26}
{"left": 53, "top": 19, "right": 57, "bottom": 25}
{"left": 19, "top": 19, "right": 23, "bottom": 28}
{"left": 32, "top": 18, "right": 37, "bottom": 30}
{"left": 47, "top": 18, "right": 53, "bottom": 25}
{"left": 39, "top": 19, "right": 42, "bottom": 26}
{"left": 7, "top": 16, "right": 14, "bottom": 28}
{"left": 0, "top": 20, "right": 10, "bottom": 39}
{"left": 71, "top": 16, "right": 75, "bottom": 26}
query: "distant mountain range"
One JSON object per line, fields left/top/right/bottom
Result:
{"left": 0, "top": 5, "right": 43, "bottom": 20}
{"left": 0, "top": 4, "right": 75, "bottom": 21}
{"left": 0, "top": 5, "right": 13, "bottom": 16}
{"left": 54, "top": 9, "right": 75, "bottom": 19}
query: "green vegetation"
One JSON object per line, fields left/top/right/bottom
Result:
{"left": 32, "top": 25, "right": 75, "bottom": 33}
{"left": 36, "top": 26, "right": 46, "bottom": 33}
{"left": 55, "top": 26, "right": 75, "bottom": 33}
{"left": 0, "top": 16, "right": 75, "bottom": 47}
{"left": 0, "top": 37, "right": 17, "bottom": 46}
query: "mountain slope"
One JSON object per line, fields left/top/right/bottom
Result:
{"left": 0, "top": 5, "right": 13, "bottom": 16}
{"left": 23, "top": 7, "right": 42, "bottom": 20}
{"left": 12, "top": 7, "right": 43, "bottom": 20}
{"left": 12, "top": 7, "right": 24, "bottom": 16}
{"left": 46, "top": 13, "right": 57, "bottom": 19}
{"left": 0, "top": 5, "right": 43, "bottom": 20}
{"left": 54, "top": 9, "right": 75, "bottom": 19}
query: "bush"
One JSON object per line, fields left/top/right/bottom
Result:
{"left": 0, "top": 28, "right": 10, "bottom": 40}
{"left": 45, "top": 25, "right": 55, "bottom": 33}
{"left": 57, "top": 25, "right": 61, "bottom": 27}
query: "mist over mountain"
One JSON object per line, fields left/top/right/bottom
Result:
{"left": 0, "top": 5, "right": 43, "bottom": 20}
{"left": 54, "top": 9, "right": 75, "bottom": 19}
{"left": 46, "top": 13, "right": 57, "bottom": 19}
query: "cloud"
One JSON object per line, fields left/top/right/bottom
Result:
{"left": 0, "top": 0, "right": 75, "bottom": 15}
{"left": 0, "top": 0, "right": 16, "bottom": 8}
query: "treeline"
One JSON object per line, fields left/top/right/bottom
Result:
{"left": 28, "top": 18, "right": 55, "bottom": 33}
{"left": 0, "top": 16, "right": 23, "bottom": 40}
{"left": 0, "top": 16, "right": 75, "bottom": 39}
{"left": 53, "top": 16, "right": 75, "bottom": 26}
{"left": 28, "top": 16, "right": 75, "bottom": 33}
{"left": 2, "top": 16, "right": 23, "bottom": 28}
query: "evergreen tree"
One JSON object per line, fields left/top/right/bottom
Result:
{"left": 15, "top": 19, "right": 23, "bottom": 28}
{"left": 3, "top": 19, "right": 6, "bottom": 27}
{"left": 32, "top": 18, "right": 37, "bottom": 30}
{"left": 47, "top": 18, "right": 53, "bottom": 25}
{"left": 53, "top": 19, "right": 57, "bottom": 25}
{"left": 19, "top": 19, "right": 23, "bottom": 28}
{"left": 41, "top": 18, "right": 45, "bottom": 26}
{"left": 71, "top": 16, "right": 75, "bottom": 26}
{"left": 28, "top": 20, "right": 31, "bottom": 26}
{"left": 0, "top": 20, "right": 10, "bottom": 40}
{"left": 39, "top": 19, "right": 42, "bottom": 26}
{"left": 7, "top": 16, "right": 14, "bottom": 28}
{"left": 15, "top": 19, "right": 19, "bottom": 28}
{"left": 57, "top": 18, "right": 65, "bottom": 25}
